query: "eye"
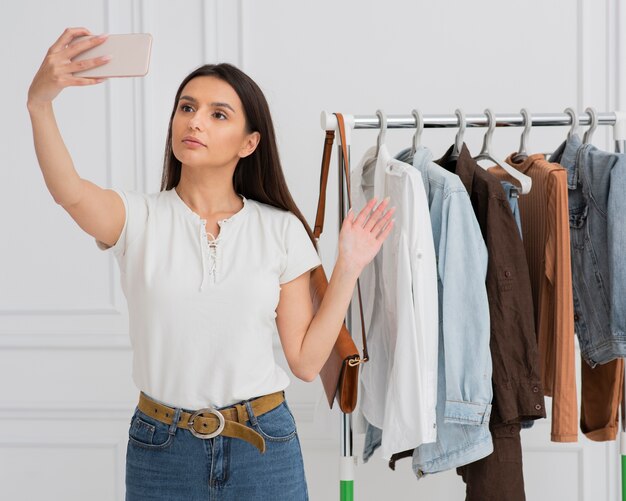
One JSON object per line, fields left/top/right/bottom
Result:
{"left": 213, "top": 111, "right": 227, "bottom": 120}
{"left": 179, "top": 104, "right": 194, "bottom": 112}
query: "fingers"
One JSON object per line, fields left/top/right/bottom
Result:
{"left": 64, "top": 33, "right": 109, "bottom": 60}
{"left": 371, "top": 205, "right": 396, "bottom": 235}
{"left": 343, "top": 207, "right": 355, "bottom": 225}
{"left": 376, "top": 216, "right": 395, "bottom": 240}
{"left": 346, "top": 196, "right": 396, "bottom": 241}
{"left": 372, "top": 207, "right": 396, "bottom": 238}
{"left": 49, "top": 27, "right": 92, "bottom": 54}
{"left": 352, "top": 197, "right": 380, "bottom": 227}
{"left": 67, "top": 54, "right": 112, "bottom": 74}
{"left": 363, "top": 197, "right": 391, "bottom": 232}
{"left": 352, "top": 197, "right": 393, "bottom": 229}
{"left": 66, "top": 76, "right": 108, "bottom": 86}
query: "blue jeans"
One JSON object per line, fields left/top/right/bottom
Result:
{"left": 125, "top": 393, "right": 308, "bottom": 500}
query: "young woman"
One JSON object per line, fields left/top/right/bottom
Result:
{"left": 27, "top": 27, "right": 395, "bottom": 500}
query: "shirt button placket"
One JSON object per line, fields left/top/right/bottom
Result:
{"left": 208, "top": 241, "right": 218, "bottom": 284}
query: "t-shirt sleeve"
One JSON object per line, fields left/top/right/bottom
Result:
{"left": 279, "top": 212, "right": 322, "bottom": 284}
{"left": 94, "top": 189, "right": 148, "bottom": 262}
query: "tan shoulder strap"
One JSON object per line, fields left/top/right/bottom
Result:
{"left": 314, "top": 113, "right": 369, "bottom": 363}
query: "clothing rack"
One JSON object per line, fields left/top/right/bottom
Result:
{"left": 320, "top": 109, "right": 626, "bottom": 501}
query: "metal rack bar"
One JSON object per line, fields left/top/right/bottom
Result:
{"left": 352, "top": 112, "right": 617, "bottom": 129}
{"left": 321, "top": 111, "right": 621, "bottom": 131}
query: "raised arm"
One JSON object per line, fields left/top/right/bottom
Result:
{"left": 27, "top": 27, "right": 124, "bottom": 248}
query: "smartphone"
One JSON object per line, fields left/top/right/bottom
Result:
{"left": 70, "top": 33, "right": 153, "bottom": 78}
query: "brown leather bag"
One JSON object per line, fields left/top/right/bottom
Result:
{"left": 311, "top": 112, "right": 369, "bottom": 414}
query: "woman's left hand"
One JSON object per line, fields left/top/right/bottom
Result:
{"left": 337, "top": 196, "right": 396, "bottom": 275}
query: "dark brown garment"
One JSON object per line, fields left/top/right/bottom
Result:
{"left": 492, "top": 154, "right": 578, "bottom": 442}
{"left": 457, "top": 422, "right": 525, "bottom": 501}
{"left": 436, "top": 144, "right": 546, "bottom": 425}
{"left": 436, "top": 144, "right": 545, "bottom": 500}
{"left": 581, "top": 356, "right": 624, "bottom": 441}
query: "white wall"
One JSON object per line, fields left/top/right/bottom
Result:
{"left": 2, "top": 0, "right": 625, "bottom": 499}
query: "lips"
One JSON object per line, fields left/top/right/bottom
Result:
{"left": 182, "top": 136, "right": 206, "bottom": 146}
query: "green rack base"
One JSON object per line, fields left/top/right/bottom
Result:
{"left": 340, "top": 480, "right": 354, "bottom": 501}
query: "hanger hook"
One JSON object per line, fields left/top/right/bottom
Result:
{"left": 564, "top": 107, "right": 579, "bottom": 139}
{"left": 411, "top": 109, "right": 424, "bottom": 155}
{"left": 453, "top": 108, "right": 466, "bottom": 157}
{"left": 375, "top": 109, "right": 387, "bottom": 156}
{"left": 478, "top": 109, "right": 496, "bottom": 157}
{"left": 519, "top": 108, "right": 531, "bottom": 155}
{"left": 583, "top": 107, "right": 598, "bottom": 144}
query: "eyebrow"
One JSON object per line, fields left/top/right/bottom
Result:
{"left": 178, "top": 95, "right": 236, "bottom": 113}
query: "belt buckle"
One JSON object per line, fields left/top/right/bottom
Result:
{"left": 187, "top": 407, "right": 226, "bottom": 439}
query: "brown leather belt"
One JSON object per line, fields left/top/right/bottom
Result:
{"left": 137, "top": 390, "right": 285, "bottom": 454}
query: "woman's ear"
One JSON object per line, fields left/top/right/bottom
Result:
{"left": 239, "top": 131, "right": 261, "bottom": 158}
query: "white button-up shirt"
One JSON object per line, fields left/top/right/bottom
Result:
{"left": 352, "top": 144, "right": 439, "bottom": 459}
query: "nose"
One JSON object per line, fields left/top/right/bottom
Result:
{"left": 188, "top": 114, "right": 202, "bottom": 131}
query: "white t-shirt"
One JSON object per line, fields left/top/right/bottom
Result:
{"left": 95, "top": 187, "right": 321, "bottom": 409}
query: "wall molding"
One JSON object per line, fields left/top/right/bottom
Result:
{"left": 578, "top": 0, "right": 616, "bottom": 147}
{"left": 202, "top": 0, "right": 218, "bottom": 63}
{"left": 0, "top": 404, "right": 135, "bottom": 420}
{"left": 0, "top": 306, "right": 124, "bottom": 316}
{"left": 0, "top": 333, "right": 130, "bottom": 349}
{"left": 0, "top": 333, "right": 285, "bottom": 349}
{"left": 0, "top": 401, "right": 316, "bottom": 423}
{"left": 136, "top": 0, "right": 149, "bottom": 193}
{"left": 0, "top": 437, "right": 125, "bottom": 500}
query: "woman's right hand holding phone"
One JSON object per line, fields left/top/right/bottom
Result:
{"left": 27, "top": 27, "right": 111, "bottom": 109}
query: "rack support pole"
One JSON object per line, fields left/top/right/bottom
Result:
{"left": 615, "top": 112, "right": 626, "bottom": 500}
{"left": 338, "top": 138, "right": 355, "bottom": 501}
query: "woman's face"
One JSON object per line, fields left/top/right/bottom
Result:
{"left": 171, "top": 75, "right": 259, "bottom": 170}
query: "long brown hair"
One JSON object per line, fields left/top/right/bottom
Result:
{"left": 160, "top": 63, "right": 318, "bottom": 252}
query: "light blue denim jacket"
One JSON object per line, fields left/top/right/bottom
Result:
{"left": 363, "top": 147, "right": 493, "bottom": 476}
{"left": 549, "top": 135, "right": 626, "bottom": 366}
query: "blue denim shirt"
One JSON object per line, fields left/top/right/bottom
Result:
{"left": 362, "top": 147, "right": 493, "bottom": 475}
{"left": 549, "top": 135, "right": 626, "bottom": 366}
{"left": 501, "top": 181, "right": 522, "bottom": 238}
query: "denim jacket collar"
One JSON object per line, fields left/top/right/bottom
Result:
{"left": 394, "top": 146, "right": 413, "bottom": 165}
{"left": 550, "top": 134, "right": 583, "bottom": 189}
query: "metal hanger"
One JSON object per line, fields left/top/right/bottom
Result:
{"left": 564, "top": 107, "right": 579, "bottom": 139}
{"left": 449, "top": 109, "right": 466, "bottom": 160}
{"left": 473, "top": 109, "right": 532, "bottom": 194}
{"left": 583, "top": 107, "right": 598, "bottom": 144}
{"left": 511, "top": 108, "right": 532, "bottom": 163}
{"left": 410, "top": 108, "right": 424, "bottom": 156}
{"left": 375, "top": 109, "right": 387, "bottom": 157}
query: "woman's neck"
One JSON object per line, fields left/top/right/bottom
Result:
{"left": 175, "top": 183, "right": 242, "bottom": 218}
